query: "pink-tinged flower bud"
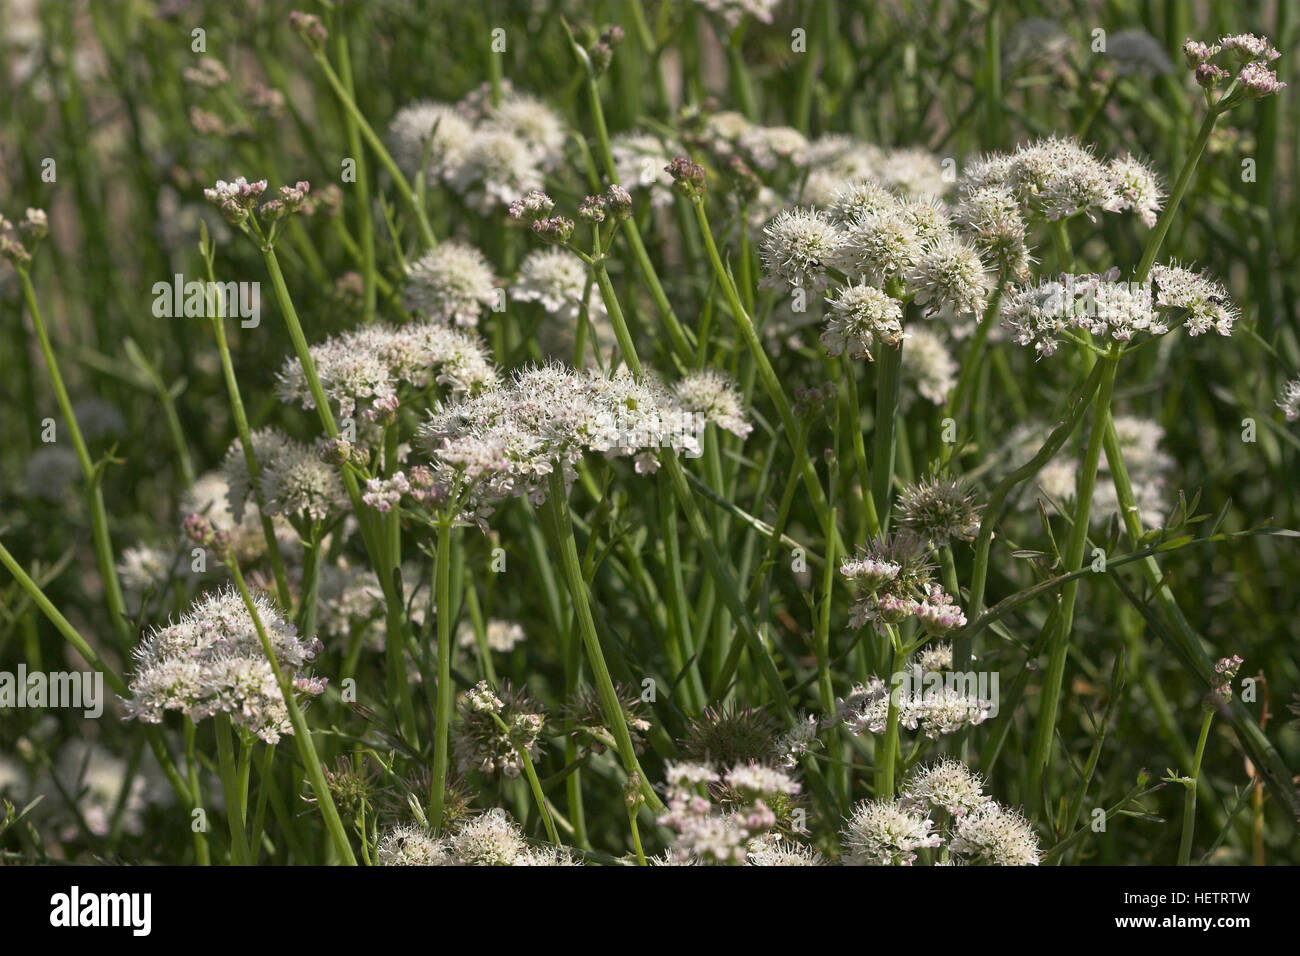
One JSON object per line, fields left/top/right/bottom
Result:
{"left": 369, "top": 392, "right": 400, "bottom": 426}
{"left": 530, "top": 216, "right": 575, "bottom": 244}
{"left": 578, "top": 194, "right": 607, "bottom": 223}
{"left": 604, "top": 184, "right": 633, "bottom": 220}
{"left": 289, "top": 10, "right": 328, "bottom": 47}
{"left": 1181, "top": 39, "right": 1220, "bottom": 67}
{"left": 184, "top": 513, "right": 215, "bottom": 546}
{"left": 1238, "top": 61, "right": 1286, "bottom": 98}
{"left": 588, "top": 42, "right": 614, "bottom": 76}
{"left": 666, "top": 156, "right": 707, "bottom": 200}
{"left": 318, "top": 438, "right": 353, "bottom": 465}
{"left": 1194, "top": 62, "right": 1230, "bottom": 89}
{"left": 508, "top": 190, "right": 555, "bottom": 224}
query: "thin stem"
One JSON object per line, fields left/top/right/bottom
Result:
{"left": 843, "top": 363, "right": 881, "bottom": 539}
{"left": 226, "top": 559, "right": 357, "bottom": 864}
{"left": 691, "top": 199, "right": 843, "bottom": 555}
{"left": 573, "top": 34, "right": 693, "bottom": 360}
{"left": 206, "top": 275, "right": 293, "bottom": 610}
{"left": 311, "top": 50, "right": 437, "bottom": 250}
{"left": 1179, "top": 710, "right": 1214, "bottom": 866}
{"left": 544, "top": 471, "right": 665, "bottom": 812}
{"left": 1027, "top": 348, "right": 1119, "bottom": 812}
{"left": 260, "top": 241, "right": 418, "bottom": 743}
{"left": 18, "top": 269, "right": 130, "bottom": 650}
{"left": 488, "top": 710, "right": 559, "bottom": 845}
{"left": 1134, "top": 102, "right": 1224, "bottom": 283}
{"left": 870, "top": 338, "right": 904, "bottom": 529}
{"left": 877, "top": 635, "right": 902, "bottom": 797}
{"left": 958, "top": 358, "right": 1107, "bottom": 672}
{"left": 430, "top": 517, "right": 455, "bottom": 830}
{"left": 184, "top": 722, "right": 210, "bottom": 865}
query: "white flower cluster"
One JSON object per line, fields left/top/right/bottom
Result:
{"left": 843, "top": 759, "right": 1040, "bottom": 865}
{"left": 123, "top": 588, "right": 326, "bottom": 743}
{"left": 222, "top": 427, "right": 346, "bottom": 524}
{"left": 834, "top": 675, "right": 991, "bottom": 740}
{"left": 457, "top": 618, "right": 527, "bottom": 653}
{"left": 758, "top": 164, "right": 996, "bottom": 360}
{"left": 657, "top": 760, "right": 801, "bottom": 865}
{"left": 418, "top": 363, "right": 751, "bottom": 515}
{"left": 841, "top": 798, "right": 942, "bottom": 865}
{"left": 402, "top": 241, "right": 500, "bottom": 328}
{"left": 377, "top": 809, "right": 582, "bottom": 866}
{"left": 960, "top": 136, "right": 1163, "bottom": 225}
{"left": 387, "top": 87, "right": 563, "bottom": 212}
{"left": 275, "top": 320, "right": 496, "bottom": 423}
{"left": 1001, "top": 263, "right": 1237, "bottom": 358}
{"left": 510, "top": 247, "right": 607, "bottom": 324}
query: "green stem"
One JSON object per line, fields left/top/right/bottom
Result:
{"left": 877, "top": 636, "right": 902, "bottom": 798}
{"left": 1134, "top": 102, "right": 1224, "bottom": 284}
{"left": 333, "top": 29, "right": 378, "bottom": 322}
{"left": 227, "top": 560, "right": 357, "bottom": 864}
{"left": 207, "top": 295, "right": 292, "bottom": 611}
{"left": 184, "top": 722, "right": 210, "bottom": 865}
{"left": 691, "top": 200, "right": 843, "bottom": 555}
{"left": 870, "top": 338, "right": 905, "bottom": 528}
{"left": 260, "top": 241, "right": 418, "bottom": 743}
{"left": 310, "top": 50, "right": 436, "bottom": 250}
{"left": 575, "top": 41, "right": 694, "bottom": 361}
{"left": 545, "top": 471, "right": 665, "bottom": 812}
{"left": 18, "top": 269, "right": 130, "bottom": 650}
{"left": 1027, "top": 348, "right": 1119, "bottom": 812}
{"left": 214, "top": 714, "right": 249, "bottom": 866}
{"left": 430, "top": 517, "right": 455, "bottom": 830}
{"left": 958, "top": 358, "right": 1108, "bottom": 672}
{"left": 1179, "top": 710, "right": 1214, "bottom": 866}
{"left": 843, "top": 362, "right": 881, "bottom": 539}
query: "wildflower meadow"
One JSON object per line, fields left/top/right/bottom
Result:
{"left": 1, "top": 0, "right": 1298, "bottom": 899}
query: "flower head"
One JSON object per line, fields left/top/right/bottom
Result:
{"left": 403, "top": 242, "right": 500, "bottom": 328}
{"left": 123, "top": 588, "right": 325, "bottom": 743}
{"left": 897, "top": 474, "right": 983, "bottom": 544}
{"left": 822, "top": 282, "right": 905, "bottom": 359}
{"left": 841, "top": 799, "right": 941, "bottom": 865}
